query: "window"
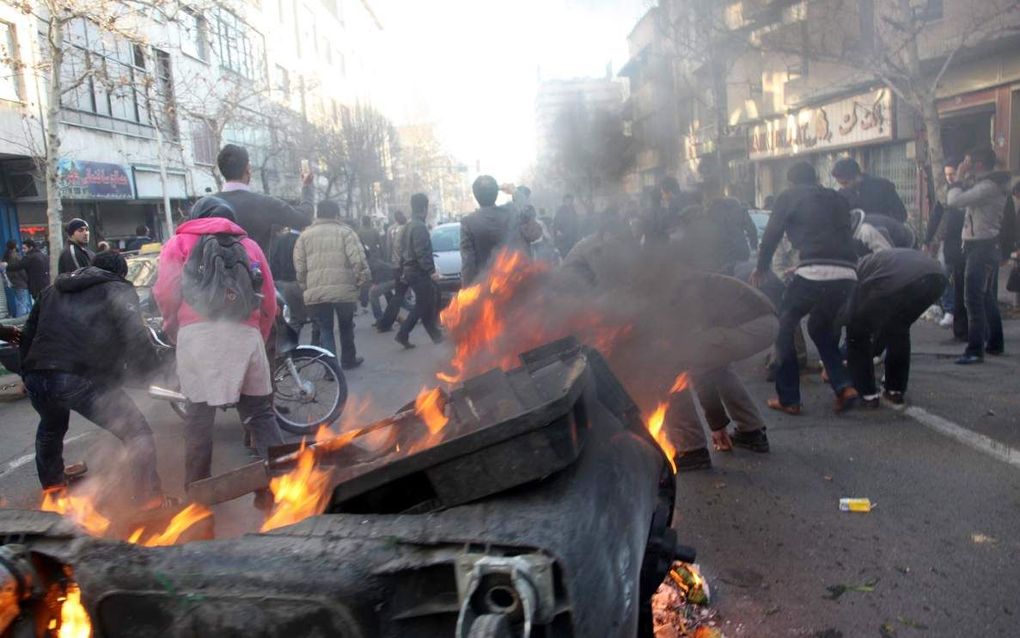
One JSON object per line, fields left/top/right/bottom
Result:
{"left": 910, "top": 0, "right": 943, "bottom": 21}
{"left": 191, "top": 118, "right": 217, "bottom": 165}
{"left": 273, "top": 64, "right": 290, "bottom": 99}
{"left": 152, "top": 48, "right": 178, "bottom": 140}
{"left": 0, "top": 21, "right": 22, "bottom": 101}
{"left": 211, "top": 8, "right": 266, "bottom": 81}
{"left": 180, "top": 9, "right": 208, "bottom": 61}
{"left": 59, "top": 17, "right": 153, "bottom": 130}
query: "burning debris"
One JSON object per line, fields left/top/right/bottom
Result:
{"left": 56, "top": 582, "right": 91, "bottom": 638}
{"left": 653, "top": 562, "right": 725, "bottom": 638}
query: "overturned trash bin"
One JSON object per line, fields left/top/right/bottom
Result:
{"left": 0, "top": 338, "right": 691, "bottom": 638}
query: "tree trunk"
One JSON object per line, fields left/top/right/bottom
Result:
{"left": 921, "top": 95, "right": 946, "bottom": 230}
{"left": 44, "top": 16, "right": 65, "bottom": 278}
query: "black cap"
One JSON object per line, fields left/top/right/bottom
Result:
{"left": 65, "top": 218, "right": 89, "bottom": 236}
{"left": 831, "top": 158, "right": 862, "bottom": 179}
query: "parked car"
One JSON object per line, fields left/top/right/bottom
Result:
{"left": 431, "top": 222, "right": 461, "bottom": 303}
{"left": 125, "top": 247, "right": 161, "bottom": 316}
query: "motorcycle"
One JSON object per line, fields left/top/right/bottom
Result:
{"left": 148, "top": 289, "right": 347, "bottom": 436}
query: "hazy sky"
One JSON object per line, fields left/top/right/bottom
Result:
{"left": 372, "top": 0, "right": 650, "bottom": 181}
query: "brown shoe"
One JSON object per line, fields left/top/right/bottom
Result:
{"left": 766, "top": 398, "right": 801, "bottom": 415}
{"left": 834, "top": 387, "right": 859, "bottom": 413}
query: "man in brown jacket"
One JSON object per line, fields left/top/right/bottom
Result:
{"left": 295, "top": 200, "right": 371, "bottom": 369}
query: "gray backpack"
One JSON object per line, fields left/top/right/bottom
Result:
{"left": 181, "top": 234, "right": 262, "bottom": 321}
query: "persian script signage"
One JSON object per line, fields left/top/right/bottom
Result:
{"left": 748, "top": 89, "right": 893, "bottom": 160}
{"left": 57, "top": 159, "right": 135, "bottom": 200}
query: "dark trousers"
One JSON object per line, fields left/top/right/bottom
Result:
{"left": 377, "top": 279, "right": 410, "bottom": 331}
{"left": 963, "top": 240, "right": 1003, "bottom": 357}
{"left": 775, "top": 276, "right": 855, "bottom": 406}
{"left": 24, "top": 371, "right": 162, "bottom": 499}
{"left": 848, "top": 274, "right": 947, "bottom": 396}
{"left": 947, "top": 253, "right": 968, "bottom": 340}
{"left": 693, "top": 366, "right": 764, "bottom": 433}
{"left": 308, "top": 301, "right": 358, "bottom": 365}
{"left": 397, "top": 272, "right": 441, "bottom": 341}
{"left": 184, "top": 394, "right": 284, "bottom": 486}
{"left": 369, "top": 280, "right": 395, "bottom": 320}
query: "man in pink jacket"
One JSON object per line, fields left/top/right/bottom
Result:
{"left": 154, "top": 196, "right": 284, "bottom": 498}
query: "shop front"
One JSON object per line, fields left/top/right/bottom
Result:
{"left": 747, "top": 88, "right": 918, "bottom": 220}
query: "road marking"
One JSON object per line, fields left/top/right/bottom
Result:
{"left": 905, "top": 406, "right": 1020, "bottom": 469}
{"left": 0, "top": 432, "right": 93, "bottom": 479}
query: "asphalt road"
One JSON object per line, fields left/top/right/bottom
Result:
{"left": 1, "top": 313, "right": 1019, "bottom": 637}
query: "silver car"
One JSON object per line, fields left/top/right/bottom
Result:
{"left": 431, "top": 222, "right": 461, "bottom": 301}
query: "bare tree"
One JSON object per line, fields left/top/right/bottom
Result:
{"left": 314, "top": 102, "right": 397, "bottom": 217}
{"left": 744, "top": 0, "right": 1020, "bottom": 201}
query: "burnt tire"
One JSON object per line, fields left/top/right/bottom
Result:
{"left": 467, "top": 614, "right": 513, "bottom": 638}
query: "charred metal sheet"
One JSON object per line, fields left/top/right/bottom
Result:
{"left": 328, "top": 347, "right": 591, "bottom": 514}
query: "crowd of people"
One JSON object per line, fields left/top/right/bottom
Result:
{"left": 2, "top": 139, "right": 1018, "bottom": 503}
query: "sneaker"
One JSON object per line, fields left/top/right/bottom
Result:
{"left": 986, "top": 348, "right": 1004, "bottom": 356}
{"left": 882, "top": 390, "right": 905, "bottom": 405}
{"left": 341, "top": 357, "right": 364, "bottom": 370}
{"left": 938, "top": 312, "right": 954, "bottom": 328}
{"left": 834, "top": 386, "right": 859, "bottom": 413}
{"left": 861, "top": 394, "right": 881, "bottom": 409}
{"left": 395, "top": 335, "right": 416, "bottom": 349}
{"left": 955, "top": 354, "right": 984, "bottom": 365}
{"left": 731, "top": 429, "right": 770, "bottom": 453}
{"left": 430, "top": 332, "right": 445, "bottom": 345}
{"left": 675, "top": 447, "right": 712, "bottom": 472}
{"left": 374, "top": 322, "right": 392, "bottom": 333}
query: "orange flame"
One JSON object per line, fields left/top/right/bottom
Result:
{"left": 414, "top": 387, "right": 449, "bottom": 436}
{"left": 131, "top": 504, "right": 213, "bottom": 547}
{"left": 260, "top": 445, "right": 333, "bottom": 532}
{"left": 438, "top": 250, "right": 550, "bottom": 384}
{"left": 670, "top": 372, "right": 690, "bottom": 394}
{"left": 57, "top": 582, "right": 92, "bottom": 638}
{"left": 40, "top": 487, "right": 110, "bottom": 537}
{"left": 646, "top": 403, "right": 678, "bottom": 473}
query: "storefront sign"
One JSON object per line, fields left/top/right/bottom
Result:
{"left": 57, "top": 159, "right": 135, "bottom": 200}
{"left": 748, "top": 89, "right": 893, "bottom": 160}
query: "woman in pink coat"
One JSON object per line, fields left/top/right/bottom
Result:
{"left": 154, "top": 196, "right": 283, "bottom": 497}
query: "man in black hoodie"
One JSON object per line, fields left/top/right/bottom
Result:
{"left": 19, "top": 251, "right": 165, "bottom": 504}
{"left": 832, "top": 157, "right": 908, "bottom": 223}
{"left": 754, "top": 161, "right": 860, "bottom": 414}
{"left": 57, "top": 218, "right": 94, "bottom": 274}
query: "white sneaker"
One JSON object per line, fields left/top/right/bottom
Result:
{"left": 939, "top": 312, "right": 954, "bottom": 328}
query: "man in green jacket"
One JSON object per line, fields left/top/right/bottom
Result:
{"left": 295, "top": 200, "right": 371, "bottom": 369}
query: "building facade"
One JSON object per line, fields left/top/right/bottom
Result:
{"left": 0, "top": 0, "right": 381, "bottom": 273}
{"left": 535, "top": 74, "right": 626, "bottom": 166}
{"left": 629, "top": 0, "right": 1020, "bottom": 224}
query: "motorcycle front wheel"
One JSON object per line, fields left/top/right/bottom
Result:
{"left": 272, "top": 349, "right": 347, "bottom": 435}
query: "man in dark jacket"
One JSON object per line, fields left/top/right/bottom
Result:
{"left": 395, "top": 193, "right": 443, "bottom": 348}
{"left": 357, "top": 216, "right": 383, "bottom": 259}
{"left": 460, "top": 175, "right": 542, "bottom": 285}
{"left": 215, "top": 144, "right": 313, "bottom": 253}
{"left": 754, "top": 161, "right": 860, "bottom": 414}
{"left": 7, "top": 240, "right": 51, "bottom": 300}
{"left": 832, "top": 158, "right": 907, "bottom": 222}
{"left": 57, "top": 218, "right": 94, "bottom": 274}
{"left": 125, "top": 225, "right": 153, "bottom": 252}
{"left": 925, "top": 161, "right": 968, "bottom": 339}
{"left": 847, "top": 249, "right": 946, "bottom": 405}
{"left": 269, "top": 227, "right": 307, "bottom": 328}
{"left": 19, "top": 251, "right": 165, "bottom": 504}
{"left": 553, "top": 195, "right": 580, "bottom": 258}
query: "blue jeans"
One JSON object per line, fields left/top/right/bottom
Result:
{"left": 24, "top": 371, "right": 162, "bottom": 499}
{"left": 308, "top": 301, "right": 357, "bottom": 365}
{"left": 963, "top": 240, "right": 1003, "bottom": 356}
{"left": 12, "top": 288, "right": 31, "bottom": 317}
{"left": 775, "top": 276, "right": 855, "bottom": 406}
